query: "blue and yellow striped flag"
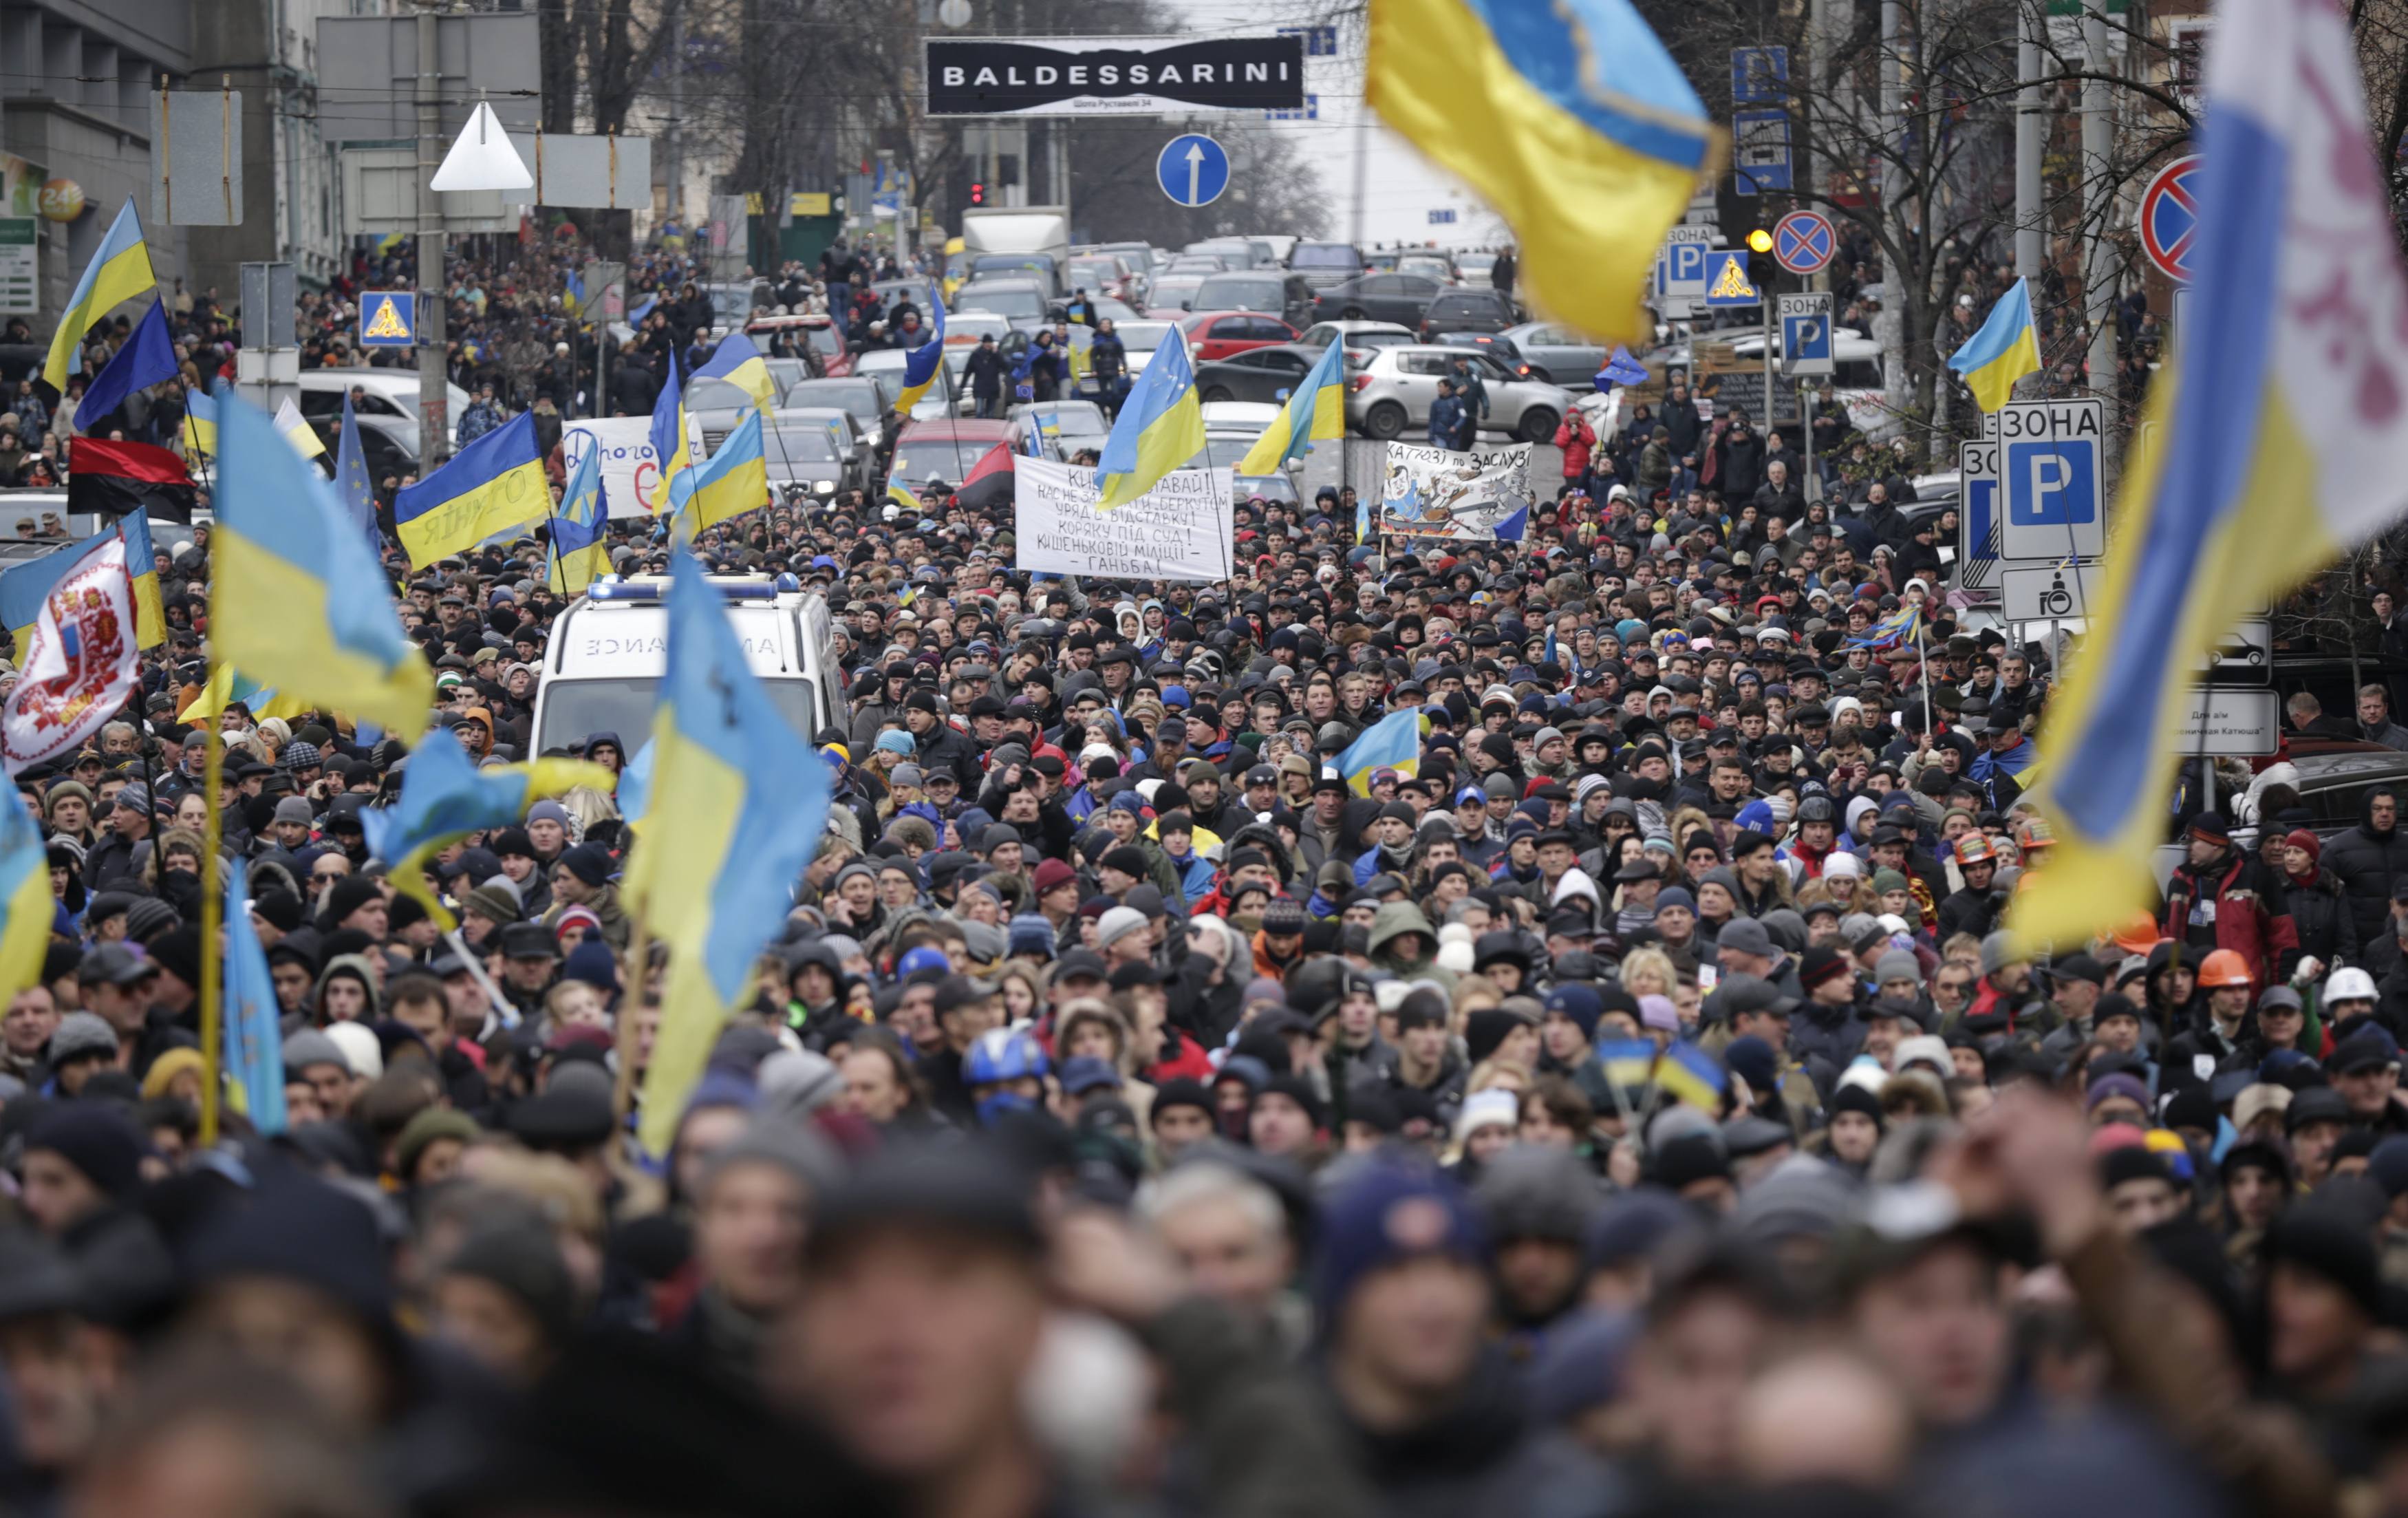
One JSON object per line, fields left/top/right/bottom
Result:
{"left": 0, "top": 791, "right": 53, "bottom": 1005}
{"left": 211, "top": 389, "right": 432, "bottom": 734}
{"left": 1946, "top": 277, "right": 2042, "bottom": 413}
{"left": 1366, "top": 0, "right": 1719, "bottom": 345}
{"left": 649, "top": 355, "right": 696, "bottom": 515}
{"left": 1596, "top": 1038, "right": 1659, "bottom": 1091}
{"left": 695, "top": 331, "right": 775, "bottom": 417}
{"left": 548, "top": 445, "right": 611, "bottom": 595}
{"left": 0, "top": 515, "right": 164, "bottom": 650}
{"left": 1845, "top": 603, "right": 1922, "bottom": 651}
{"left": 176, "top": 665, "right": 307, "bottom": 725}
{"left": 678, "top": 409, "right": 769, "bottom": 539}
{"left": 362, "top": 736, "right": 614, "bottom": 931}
{"left": 44, "top": 198, "right": 155, "bottom": 391}
{"left": 181, "top": 385, "right": 218, "bottom": 458}
{"left": 895, "top": 283, "right": 949, "bottom": 414}
{"left": 1094, "top": 321, "right": 1204, "bottom": 509}
{"left": 1238, "top": 337, "right": 1345, "bottom": 475}
{"left": 1652, "top": 1041, "right": 1728, "bottom": 1112}
{"left": 393, "top": 410, "right": 548, "bottom": 568}
{"left": 626, "top": 549, "right": 832, "bottom": 1155}
{"left": 1336, "top": 707, "right": 1422, "bottom": 797}
{"left": 222, "top": 857, "right": 287, "bottom": 1135}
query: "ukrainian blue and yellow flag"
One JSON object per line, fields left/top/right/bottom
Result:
{"left": 2017, "top": 0, "right": 2408, "bottom": 946}
{"left": 176, "top": 665, "right": 306, "bottom": 725}
{"left": 0, "top": 791, "right": 53, "bottom": 1004}
{"left": 1946, "top": 277, "right": 2042, "bottom": 413}
{"left": 393, "top": 410, "right": 548, "bottom": 568}
{"left": 1094, "top": 322, "right": 1204, "bottom": 509}
{"left": 272, "top": 396, "right": 327, "bottom": 460}
{"left": 678, "top": 409, "right": 769, "bottom": 539}
{"left": 43, "top": 197, "right": 156, "bottom": 391}
{"left": 648, "top": 355, "right": 695, "bottom": 514}
{"left": 1336, "top": 707, "right": 1423, "bottom": 797}
{"left": 895, "top": 282, "right": 949, "bottom": 414}
{"left": 626, "top": 548, "right": 831, "bottom": 1155}
{"left": 181, "top": 385, "right": 218, "bottom": 458}
{"left": 362, "top": 736, "right": 614, "bottom": 931}
{"left": 696, "top": 331, "right": 775, "bottom": 417}
{"left": 548, "top": 446, "right": 611, "bottom": 595}
{"left": 1845, "top": 603, "right": 1922, "bottom": 651}
{"left": 212, "top": 388, "right": 432, "bottom": 734}
{"left": 0, "top": 515, "right": 164, "bottom": 650}
{"left": 75, "top": 299, "right": 177, "bottom": 431}
{"left": 1238, "top": 337, "right": 1345, "bottom": 475}
{"left": 1595, "top": 1038, "right": 1658, "bottom": 1091}
{"left": 1652, "top": 1041, "right": 1728, "bottom": 1111}
{"left": 1366, "top": 0, "right": 1719, "bottom": 345}
{"left": 222, "top": 857, "right": 287, "bottom": 1135}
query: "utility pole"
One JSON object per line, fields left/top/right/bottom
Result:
{"left": 415, "top": 0, "right": 448, "bottom": 469}
{"left": 1876, "top": 0, "right": 1907, "bottom": 443}
{"left": 2016, "top": 0, "right": 2043, "bottom": 279}
{"left": 2082, "top": 0, "right": 2118, "bottom": 467}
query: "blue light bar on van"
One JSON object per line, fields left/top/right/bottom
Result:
{"left": 583, "top": 577, "right": 778, "bottom": 603}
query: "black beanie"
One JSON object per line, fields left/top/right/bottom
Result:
{"left": 2098, "top": 1144, "right": 2169, "bottom": 1191}
{"left": 323, "top": 873, "right": 383, "bottom": 928}
{"left": 2265, "top": 1203, "right": 2383, "bottom": 1319}
{"left": 27, "top": 1105, "right": 144, "bottom": 1201}
{"left": 1258, "top": 1073, "right": 1327, "bottom": 1130}
{"left": 1150, "top": 1078, "right": 1213, "bottom": 1127}
{"left": 1831, "top": 1082, "right": 1886, "bottom": 1126}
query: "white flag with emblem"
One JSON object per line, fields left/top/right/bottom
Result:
{"left": 1, "top": 533, "right": 139, "bottom": 773}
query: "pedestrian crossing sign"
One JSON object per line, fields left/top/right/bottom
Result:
{"left": 1702, "top": 251, "right": 1761, "bottom": 308}
{"left": 359, "top": 292, "right": 416, "bottom": 348}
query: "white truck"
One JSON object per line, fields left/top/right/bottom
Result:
{"left": 958, "top": 206, "right": 1072, "bottom": 295}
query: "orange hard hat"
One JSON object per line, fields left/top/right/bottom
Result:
{"left": 2109, "top": 914, "right": 2162, "bottom": 957}
{"left": 2197, "top": 949, "right": 2255, "bottom": 988}
{"left": 1956, "top": 833, "right": 1998, "bottom": 866}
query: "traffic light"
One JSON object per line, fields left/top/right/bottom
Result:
{"left": 969, "top": 182, "right": 985, "bottom": 206}
{"left": 1746, "top": 228, "right": 1774, "bottom": 253}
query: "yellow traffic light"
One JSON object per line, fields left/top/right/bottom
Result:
{"left": 1747, "top": 228, "right": 1774, "bottom": 253}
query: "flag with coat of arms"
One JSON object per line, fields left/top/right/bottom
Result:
{"left": 0, "top": 532, "right": 140, "bottom": 773}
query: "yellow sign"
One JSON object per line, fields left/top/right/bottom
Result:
{"left": 362, "top": 295, "right": 412, "bottom": 340}
{"left": 1708, "top": 257, "right": 1758, "bottom": 301}
{"left": 790, "top": 191, "right": 832, "bottom": 217}
{"left": 744, "top": 192, "right": 764, "bottom": 215}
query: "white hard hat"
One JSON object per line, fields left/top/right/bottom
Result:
{"left": 2326, "top": 966, "right": 2379, "bottom": 1004}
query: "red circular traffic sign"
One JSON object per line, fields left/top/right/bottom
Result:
{"left": 1772, "top": 209, "right": 1836, "bottom": 275}
{"left": 2139, "top": 155, "right": 2201, "bottom": 284}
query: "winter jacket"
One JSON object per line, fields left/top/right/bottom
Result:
{"left": 1551, "top": 416, "right": 1594, "bottom": 478}
{"left": 2162, "top": 849, "right": 2299, "bottom": 987}
{"left": 2322, "top": 793, "right": 2408, "bottom": 945}
{"left": 2281, "top": 867, "right": 2360, "bottom": 970}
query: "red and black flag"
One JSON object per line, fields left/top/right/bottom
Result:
{"left": 65, "top": 438, "right": 197, "bottom": 524}
{"left": 953, "top": 441, "right": 1015, "bottom": 512}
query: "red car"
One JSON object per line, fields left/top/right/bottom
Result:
{"left": 1179, "top": 310, "right": 1299, "bottom": 363}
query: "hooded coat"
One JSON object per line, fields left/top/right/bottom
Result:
{"left": 2322, "top": 787, "right": 2408, "bottom": 945}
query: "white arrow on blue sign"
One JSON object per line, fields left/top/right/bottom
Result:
{"left": 1157, "top": 134, "right": 1231, "bottom": 209}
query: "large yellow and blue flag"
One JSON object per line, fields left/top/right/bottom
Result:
{"left": 362, "top": 736, "right": 613, "bottom": 931}
{"left": 212, "top": 389, "right": 432, "bottom": 734}
{"left": 176, "top": 665, "right": 306, "bottom": 725}
{"left": 895, "top": 284, "right": 949, "bottom": 414}
{"left": 1336, "top": 707, "right": 1422, "bottom": 797}
{"left": 222, "top": 857, "right": 287, "bottom": 1135}
{"left": 1946, "top": 277, "right": 2042, "bottom": 413}
{"left": 1238, "top": 336, "right": 1345, "bottom": 475}
{"left": 1845, "top": 602, "right": 1922, "bottom": 652}
{"left": 649, "top": 355, "right": 695, "bottom": 514}
{"left": 548, "top": 445, "right": 611, "bottom": 595}
{"left": 678, "top": 408, "right": 769, "bottom": 538}
{"left": 0, "top": 515, "right": 164, "bottom": 650}
{"left": 43, "top": 198, "right": 155, "bottom": 391}
{"left": 2017, "top": 0, "right": 2408, "bottom": 944}
{"left": 393, "top": 410, "right": 548, "bottom": 568}
{"left": 626, "top": 548, "right": 832, "bottom": 1155}
{"left": 1366, "top": 0, "right": 1718, "bottom": 345}
{"left": 695, "top": 331, "right": 775, "bottom": 417}
{"left": 181, "top": 385, "right": 218, "bottom": 458}
{"left": 1652, "top": 1041, "right": 1728, "bottom": 1111}
{"left": 1094, "top": 320, "right": 1204, "bottom": 509}
{"left": 0, "top": 791, "right": 52, "bottom": 1005}
{"left": 75, "top": 299, "right": 177, "bottom": 431}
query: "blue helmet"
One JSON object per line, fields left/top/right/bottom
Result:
{"left": 895, "top": 945, "right": 952, "bottom": 979}
{"left": 967, "top": 1027, "right": 1049, "bottom": 1126}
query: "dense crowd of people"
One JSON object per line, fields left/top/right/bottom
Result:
{"left": 6, "top": 212, "right": 2408, "bottom": 1518}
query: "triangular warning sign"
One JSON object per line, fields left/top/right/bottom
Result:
{"left": 1708, "top": 258, "right": 1757, "bottom": 300}
{"left": 363, "top": 297, "right": 411, "bottom": 339}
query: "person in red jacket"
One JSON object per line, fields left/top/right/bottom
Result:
{"left": 1553, "top": 410, "right": 1595, "bottom": 495}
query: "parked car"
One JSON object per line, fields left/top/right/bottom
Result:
{"left": 689, "top": 376, "right": 763, "bottom": 451}
{"left": 1192, "top": 271, "right": 1313, "bottom": 328}
{"left": 1146, "top": 274, "right": 1210, "bottom": 313}
{"left": 1004, "top": 400, "right": 1112, "bottom": 462}
{"left": 852, "top": 347, "right": 958, "bottom": 420}
{"left": 773, "top": 405, "right": 876, "bottom": 494}
{"left": 746, "top": 312, "right": 851, "bottom": 377}
{"left": 951, "top": 277, "right": 1055, "bottom": 335}
{"left": 759, "top": 415, "right": 856, "bottom": 498}
{"left": 1298, "top": 320, "right": 1418, "bottom": 364}
{"left": 1163, "top": 256, "right": 1227, "bottom": 276}
{"left": 1287, "top": 241, "right": 1366, "bottom": 290}
{"left": 783, "top": 377, "right": 892, "bottom": 446}
{"left": 1345, "top": 344, "right": 1571, "bottom": 443}
{"left": 887, "top": 418, "right": 1012, "bottom": 489}
{"left": 1417, "top": 288, "right": 1519, "bottom": 341}
{"left": 1102, "top": 321, "right": 1183, "bottom": 385}
{"left": 1181, "top": 311, "right": 1299, "bottom": 363}
{"left": 1310, "top": 272, "right": 1443, "bottom": 328}
{"left": 1500, "top": 321, "right": 1609, "bottom": 386}
{"left": 1196, "top": 343, "right": 1325, "bottom": 405}
{"left": 1430, "top": 332, "right": 1539, "bottom": 380}
{"left": 1397, "top": 253, "right": 1456, "bottom": 285}
{"left": 1067, "top": 255, "right": 1137, "bottom": 303}
{"left": 1184, "top": 239, "right": 1264, "bottom": 269}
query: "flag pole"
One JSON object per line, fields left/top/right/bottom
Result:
{"left": 610, "top": 910, "right": 652, "bottom": 1141}
{"left": 197, "top": 659, "right": 224, "bottom": 1146}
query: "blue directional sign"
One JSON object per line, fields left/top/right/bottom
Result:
{"left": 1732, "top": 109, "right": 1793, "bottom": 193}
{"left": 358, "top": 290, "right": 416, "bottom": 348}
{"left": 1998, "top": 398, "right": 2106, "bottom": 559}
{"left": 1701, "top": 250, "right": 1761, "bottom": 308}
{"left": 1157, "top": 133, "right": 1230, "bottom": 209}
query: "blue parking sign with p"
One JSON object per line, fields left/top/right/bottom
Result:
{"left": 2006, "top": 442, "right": 2095, "bottom": 526}
{"left": 1996, "top": 399, "right": 2105, "bottom": 559}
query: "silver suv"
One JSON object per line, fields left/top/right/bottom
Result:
{"left": 1344, "top": 345, "right": 1572, "bottom": 445}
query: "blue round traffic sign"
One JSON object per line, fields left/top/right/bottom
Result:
{"left": 2140, "top": 156, "right": 2200, "bottom": 284}
{"left": 1771, "top": 209, "right": 1835, "bottom": 275}
{"left": 1157, "top": 134, "right": 1230, "bottom": 209}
